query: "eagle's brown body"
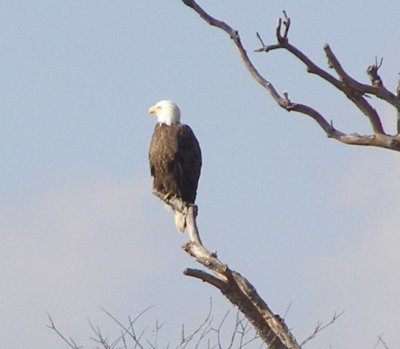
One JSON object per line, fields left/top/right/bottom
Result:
{"left": 149, "top": 123, "right": 202, "bottom": 204}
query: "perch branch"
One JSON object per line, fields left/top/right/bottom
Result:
{"left": 153, "top": 189, "right": 300, "bottom": 349}
{"left": 152, "top": 190, "right": 202, "bottom": 244}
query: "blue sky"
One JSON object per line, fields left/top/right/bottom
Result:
{"left": 1, "top": 1, "right": 400, "bottom": 348}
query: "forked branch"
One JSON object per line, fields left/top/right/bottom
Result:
{"left": 47, "top": 314, "right": 82, "bottom": 349}
{"left": 374, "top": 334, "right": 390, "bottom": 349}
{"left": 182, "top": 0, "right": 400, "bottom": 151}
{"left": 299, "top": 311, "right": 344, "bottom": 346}
{"left": 153, "top": 190, "right": 300, "bottom": 349}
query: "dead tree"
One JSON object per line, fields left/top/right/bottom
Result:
{"left": 157, "top": 1, "right": 399, "bottom": 348}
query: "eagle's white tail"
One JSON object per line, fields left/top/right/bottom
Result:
{"left": 174, "top": 209, "right": 186, "bottom": 233}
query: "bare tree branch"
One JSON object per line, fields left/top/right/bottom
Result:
{"left": 47, "top": 313, "right": 83, "bottom": 349}
{"left": 102, "top": 306, "right": 154, "bottom": 349}
{"left": 88, "top": 320, "right": 116, "bottom": 349}
{"left": 153, "top": 192, "right": 300, "bottom": 349}
{"left": 177, "top": 300, "right": 213, "bottom": 349}
{"left": 323, "top": 44, "right": 384, "bottom": 133}
{"left": 299, "top": 312, "right": 344, "bottom": 347}
{"left": 256, "top": 13, "right": 400, "bottom": 113}
{"left": 182, "top": 0, "right": 400, "bottom": 151}
{"left": 184, "top": 268, "right": 227, "bottom": 289}
{"left": 182, "top": 0, "right": 285, "bottom": 107}
{"left": 397, "top": 75, "right": 400, "bottom": 133}
{"left": 51, "top": 304, "right": 262, "bottom": 349}
{"left": 374, "top": 334, "right": 390, "bottom": 349}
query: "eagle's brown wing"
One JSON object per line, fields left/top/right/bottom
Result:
{"left": 149, "top": 123, "right": 201, "bottom": 203}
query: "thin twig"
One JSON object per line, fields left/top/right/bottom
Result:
{"left": 374, "top": 334, "right": 390, "bottom": 349}
{"left": 101, "top": 306, "right": 155, "bottom": 349}
{"left": 47, "top": 313, "right": 83, "bottom": 349}
{"left": 300, "top": 311, "right": 344, "bottom": 346}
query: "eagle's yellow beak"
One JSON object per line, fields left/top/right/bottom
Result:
{"left": 148, "top": 105, "right": 157, "bottom": 115}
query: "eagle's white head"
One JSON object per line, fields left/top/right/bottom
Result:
{"left": 148, "top": 100, "right": 181, "bottom": 126}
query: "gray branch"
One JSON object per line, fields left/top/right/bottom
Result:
{"left": 153, "top": 190, "right": 300, "bottom": 349}
{"left": 183, "top": 0, "right": 400, "bottom": 151}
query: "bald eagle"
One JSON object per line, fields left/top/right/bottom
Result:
{"left": 148, "top": 100, "right": 202, "bottom": 232}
